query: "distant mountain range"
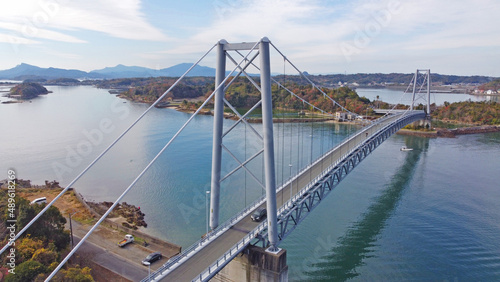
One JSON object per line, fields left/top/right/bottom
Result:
{"left": 0, "top": 63, "right": 496, "bottom": 86}
{"left": 0, "top": 63, "right": 218, "bottom": 80}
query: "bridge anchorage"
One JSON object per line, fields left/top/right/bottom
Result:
{"left": 0, "top": 35, "right": 431, "bottom": 282}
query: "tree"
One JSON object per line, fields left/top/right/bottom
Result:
{"left": 17, "top": 200, "right": 69, "bottom": 251}
{"left": 4, "top": 260, "right": 46, "bottom": 282}
{"left": 61, "top": 266, "right": 94, "bottom": 282}
{"left": 32, "top": 248, "right": 58, "bottom": 265}
{"left": 50, "top": 265, "right": 94, "bottom": 282}
{"left": 15, "top": 236, "right": 44, "bottom": 263}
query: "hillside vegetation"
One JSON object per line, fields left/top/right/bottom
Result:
{"left": 222, "top": 78, "right": 372, "bottom": 114}
{"left": 479, "top": 78, "right": 500, "bottom": 91}
{"left": 0, "top": 188, "right": 94, "bottom": 281}
{"left": 432, "top": 101, "right": 500, "bottom": 125}
{"left": 276, "top": 73, "right": 493, "bottom": 87}
{"left": 110, "top": 76, "right": 374, "bottom": 115}
{"left": 95, "top": 77, "right": 213, "bottom": 103}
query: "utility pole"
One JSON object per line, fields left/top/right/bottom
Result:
{"left": 68, "top": 211, "right": 78, "bottom": 249}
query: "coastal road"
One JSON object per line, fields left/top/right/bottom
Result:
{"left": 68, "top": 219, "right": 173, "bottom": 281}
{"left": 73, "top": 236, "right": 148, "bottom": 281}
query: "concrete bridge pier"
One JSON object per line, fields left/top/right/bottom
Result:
{"left": 411, "top": 117, "right": 431, "bottom": 129}
{"left": 212, "top": 245, "right": 288, "bottom": 282}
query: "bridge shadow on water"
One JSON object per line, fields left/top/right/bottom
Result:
{"left": 304, "top": 137, "right": 429, "bottom": 281}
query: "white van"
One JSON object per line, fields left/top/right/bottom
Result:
{"left": 30, "top": 197, "right": 47, "bottom": 205}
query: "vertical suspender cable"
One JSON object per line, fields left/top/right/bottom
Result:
{"left": 309, "top": 105, "right": 313, "bottom": 182}
{"left": 245, "top": 120, "right": 247, "bottom": 207}
{"left": 280, "top": 73, "right": 285, "bottom": 207}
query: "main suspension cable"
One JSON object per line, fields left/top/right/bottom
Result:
{"left": 0, "top": 42, "right": 218, "bottom": 257}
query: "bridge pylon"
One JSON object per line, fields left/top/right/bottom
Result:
{"left": 410, "top": 69, "right": 431, "bottom": 116}
{"left": 409, "top": 69, "right": 432, "bottom": 128}
{"left": 209, "top": 37, "right": 280, "bottom": 252}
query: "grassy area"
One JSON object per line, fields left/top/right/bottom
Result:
{"left": 17, "top": 188, "right": 96, "bottom": 224}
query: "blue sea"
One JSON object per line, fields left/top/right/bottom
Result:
{"left": 1, "top": 86, "right": 499, "bottom": 280}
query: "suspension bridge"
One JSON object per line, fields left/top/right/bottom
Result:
{"left": 0, "top": 37, "right": 431, "bottom": 281}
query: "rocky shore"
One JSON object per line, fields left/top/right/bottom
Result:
{"left": 86, "top": 200, "right": 147, "bottom": 229}
{"left": 436, "top": 125, "right": 500, "bottom": 137}
{"left": 398, "top": 125, "right": 500, "bottom": 138}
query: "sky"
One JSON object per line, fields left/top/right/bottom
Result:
{"left": 0, "top": 0, "right": 499, "bottom": 76}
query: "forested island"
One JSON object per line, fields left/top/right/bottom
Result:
{"left": 9, "top": 82, "right": 49, "bottom": 99}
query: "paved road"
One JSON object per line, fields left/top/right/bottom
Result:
{"left": 163, "top": 115, "right": 401, "bottom": 281}
{"left": 74, "top": 236, "right": 148, "bottom": 281}
{"left": 68, "top": 219, "right": 174, "bottom": 281}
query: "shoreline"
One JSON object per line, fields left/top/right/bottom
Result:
{"left": 120, "top": 95, "right": 500, "bottom": 130}
{"left": 165, "top": 104, "right": 366, "bottom": 124}
{"left": 397, "top": 125, "right": 500, "bottom": 138}
{"left": 116, "top": 93, "right": 370, "bottom": 125}
{"left": 5, "top": 183, "right": 182, "bottom": 254}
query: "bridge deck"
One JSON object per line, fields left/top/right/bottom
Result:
{"left": 162, "top": 115, "right": 401, "bottom": 281}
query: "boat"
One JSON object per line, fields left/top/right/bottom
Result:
{"left": 400, "top": 146, "right": 413, "bottom": 151}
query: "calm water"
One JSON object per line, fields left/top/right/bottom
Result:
{"left": 1, "top": 86, "right": 499, "bottom": 280}
{"left": 356, "top": 87, "right": 498, "bottom": 106}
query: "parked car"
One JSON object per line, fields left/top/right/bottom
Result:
{"left": 30, "top": 197, "right": 47, "bottom": 205}
{"left": 142, "top": 252, "right": 162, "bottom": 265}
{"left": 251, "top": 207, "right": 267, "bottom": 222}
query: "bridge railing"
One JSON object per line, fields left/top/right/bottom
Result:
{"left": 275, "top": 113, "right": 395, "bottom": 216}
{"left": 144, "top": 185, "right": 270, "bottom": 281}
{"left": 194, "top": 220, "right": 268, "bottom": 281}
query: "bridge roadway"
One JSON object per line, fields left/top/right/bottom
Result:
{"left": 158, "top": 113, "right": 404, "bottom": 281}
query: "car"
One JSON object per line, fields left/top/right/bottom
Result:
{"left": 142, "top": 252, "right": 162, "bottom": 265}
{"left": 251, "top": 207, "right": 267, "bottom": 222}
{"left": 30, "top": 197, "right": 47, "bottom": 205}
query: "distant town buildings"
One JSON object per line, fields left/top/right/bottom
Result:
{"left": 474, "top": 89, "right": 500, "bottom": 95}
{"left": 335, "top": 112, "right": 357, "bottom": 121}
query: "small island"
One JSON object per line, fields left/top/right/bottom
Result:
{"left": 9, "top": 81, "right": 49, "bottom": 99}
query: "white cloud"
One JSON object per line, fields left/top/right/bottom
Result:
{"left": 162, "top": 0, "right": 342, "bottom": 69}
{"left": 0, "top": 0, "right": 168, "bottom": 43}
{"left": 0, "top": 32, "right": 39, "bottom": 44}
{"left": 385, "top": 0, "right": 500, "bottom": 49}
{"left": 161, "top": 0, "right": 500, "bottom": 75}
{"left": 0, "top": 22, "right": 85, "bottom": 43}
{"left": 1, "top": 0, "right": 499, "bottom": 75}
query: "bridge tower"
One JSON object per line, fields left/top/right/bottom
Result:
{"left": 210, "top": 37, "right": 280, "bottom": 252}
{"left": 410, "top": 69, "right": 432, "bottom": 128}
